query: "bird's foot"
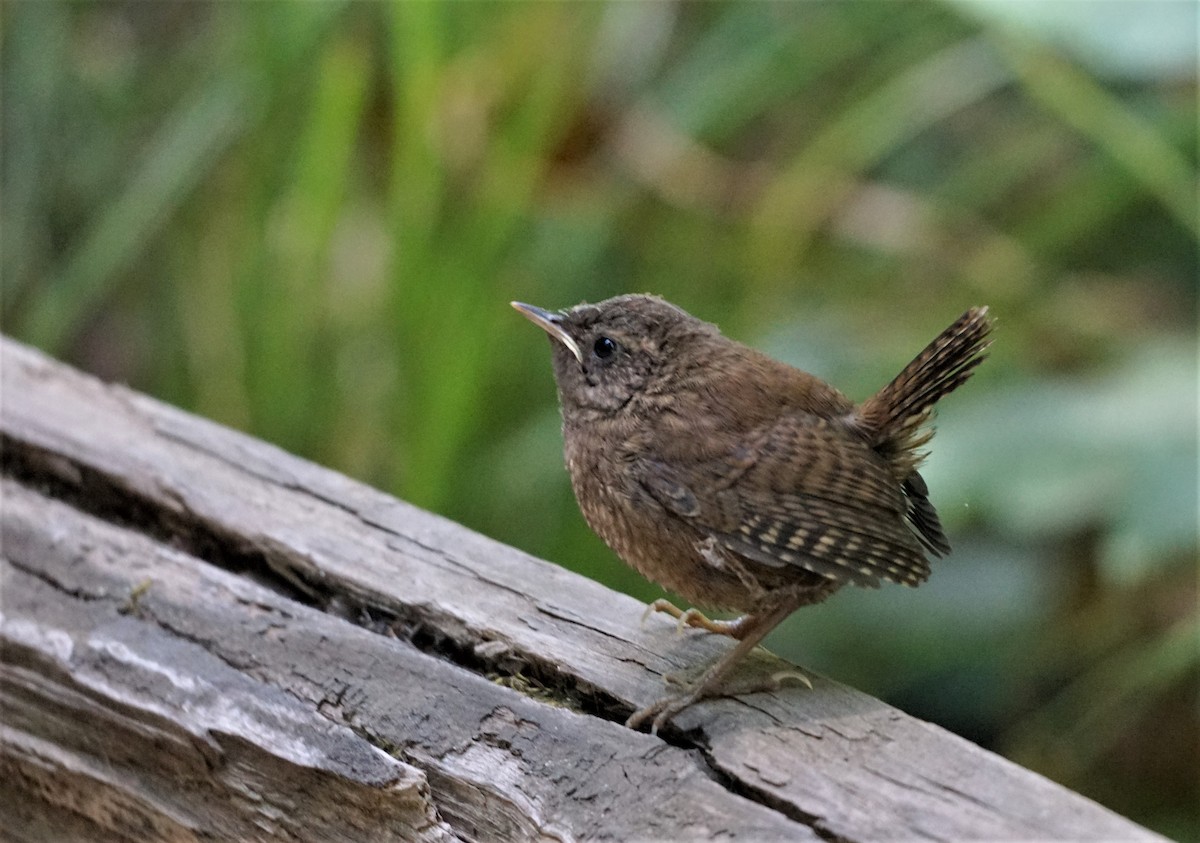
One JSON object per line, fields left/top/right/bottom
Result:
{"left": 640, "top": 598, "right": 748, "bottom": 638}
{"left": 630, "top": 600, "right": 810, "bottom": 734}
{"left": 664, "top": 665, "right": 810, "bottom": 692}
{"left": 627, "top": 667, "right": 812, "bottom": 735}
{"left": 723, "top": 668, "right": 812, "bottom": 695}
{"left": 625, "top": 686, "right": 707, "bottom": 735}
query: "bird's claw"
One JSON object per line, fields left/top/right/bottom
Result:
{"left": 770, "top": 669, "right": 813, "bottom": 691}
{"left": 723, "top": 669, "right": 812, "bottom": 696}
{"left": 640, "top": 598, "right": 682, "bottom": 627}
{"left": 675, "top": 608, "right": 710, "bottom": 637}
{"left": 625, "top": 690, "right": 701, "bottom": 736}
{"left": 640, "top": 598, "right": 745, "bottom": 638}
{"left": 627, "top": 669, "right": 813, "bottom": 734}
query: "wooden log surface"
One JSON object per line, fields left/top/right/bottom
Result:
{"left": 0, "top": 335, "right": 1163, "bottom": 842}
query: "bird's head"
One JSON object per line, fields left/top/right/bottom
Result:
{"left": 512, "top": 294, "right": 718, "bottom": 422}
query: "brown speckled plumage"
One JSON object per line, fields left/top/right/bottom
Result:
{"left": 514, "top": 295, "right": 992, "bottom": 732}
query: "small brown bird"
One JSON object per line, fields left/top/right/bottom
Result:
{"left": 513, "top": 295, "right": 992, "bottom": 733}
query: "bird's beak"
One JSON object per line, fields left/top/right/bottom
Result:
{"left": 511, "top": 302, "right": 583, "bottom": 364}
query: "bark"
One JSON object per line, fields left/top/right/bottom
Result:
{"left": 0, "top": 336, "right": 1162, "bottom": 842}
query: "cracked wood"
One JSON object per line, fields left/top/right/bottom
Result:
{"left": 0, "top": 335, "right": 1164, "bottom": 842}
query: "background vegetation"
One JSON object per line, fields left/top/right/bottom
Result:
{"left": 2, "top": 1, "right": 1196, "bottom": 837}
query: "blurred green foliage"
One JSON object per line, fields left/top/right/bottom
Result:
{"left": 2, "top": 1, "right": 1196, "bottom": 837}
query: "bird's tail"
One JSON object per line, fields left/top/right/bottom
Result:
{"left": 857, "top": 307, "right": 993, "bottom": 479}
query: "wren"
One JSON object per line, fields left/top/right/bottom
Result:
{"left": 513, "top": 295, "right": 992, "bottom": 733}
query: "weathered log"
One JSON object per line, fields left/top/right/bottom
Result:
{"left": 0, "top": 335, "right": 1163, "bottom": 842}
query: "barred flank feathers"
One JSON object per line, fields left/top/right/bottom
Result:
{"left": 858, "top": 307, "right": 993, "bottom": 479}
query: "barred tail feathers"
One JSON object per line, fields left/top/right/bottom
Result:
{"left": 858, "top": 307, "right": 993, "bottom": 478}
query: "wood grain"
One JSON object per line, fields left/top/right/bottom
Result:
{"left": 0, "top": 335, "right": 1162, "bottom": 842}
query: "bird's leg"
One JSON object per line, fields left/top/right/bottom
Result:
{"left": 626, "top": 597, "right": 802, "bottom": 735}
{"left": 641, "top": 598, "right": 751, "bottom": 638}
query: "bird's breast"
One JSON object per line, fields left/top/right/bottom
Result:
{"left": 562, "top": 425, "right": 770, "bottom": 611}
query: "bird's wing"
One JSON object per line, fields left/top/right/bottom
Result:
{"left": 636, "top": 414, "right": 931, "bottom": 588}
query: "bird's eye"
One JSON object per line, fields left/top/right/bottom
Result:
{"left": 593, "top": 336, "right": 618, "bottom": 360}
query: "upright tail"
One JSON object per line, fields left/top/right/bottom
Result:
{"left": 858, "top": 306, "right": 993, "bottom": 478}
{"left": 857, "top": 307, "right": 992, "bottom": 557}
